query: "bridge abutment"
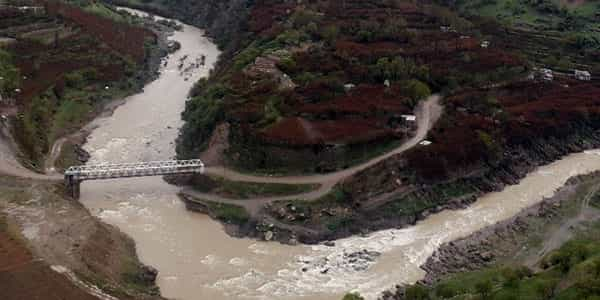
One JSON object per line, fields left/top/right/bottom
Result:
{"left": 65, "top": 175, "right": 81, "bottom": 199}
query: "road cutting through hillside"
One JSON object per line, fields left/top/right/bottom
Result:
{"left": 183, "top": 94, "right": 443, "bottom": 214}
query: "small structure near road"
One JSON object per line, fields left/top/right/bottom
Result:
{"left": 574, "top": 70, "right": 591, "bottom": 81}
{"left": 419, "top": 140, "right": 432, "bottom": 146}
{"left": 540, "top": 68, "right": 554, "bottom": 81}
{"left": 401, "top": 114, "right": 416, "bottom": 122}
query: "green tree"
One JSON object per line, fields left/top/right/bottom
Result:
{"left": 0, "top": 50, "right": 20, "bottom": 97}
{"left": 404, "top": 79, "right": 431, "bottom": 106}
{"left": 342, "top": 292, "right": 364, "bottom": 300}
{"left": 405, "top": 284, "right": 430, "bottom": 300}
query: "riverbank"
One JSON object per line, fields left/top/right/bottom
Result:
{"left": 179, "top": 121, "right": 600, "bottom": 246}
{"left": 419, "top": 170, "right": 600, "bottom": 284}
{"left": 382, "top": 170, "right": 600, "bottom": 299}
{"left": 0, "top": 175, "right": 166, "bottom": 300}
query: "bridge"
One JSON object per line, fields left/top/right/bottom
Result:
{"left": 64, "top": 159, "right": 204, "bottom": 198}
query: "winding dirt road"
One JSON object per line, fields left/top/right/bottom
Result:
{"left": 183, "top": 94, "right": 443, "bottom": 214}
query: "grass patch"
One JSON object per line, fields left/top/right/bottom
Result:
{"left": 119, "top": 258, "right": 160, "bottom": 295}
{"left": 326, "top": 216, "right": 355, "bottom": 232}
{"left": 401, "top": 238, "right": 600, "bottom": 299}
{"left": 54, "top": 141, "right": 81, "bottom": 172}
{"left": 206, "top": 201, "right": 250, "bottom": 225}
{"left": 50, "top": 99, "right": 91, "bottom": 142}
{"left": 382, "top": 180, "right": 476, "bottom": 217}
{"left": 83, "top": 2, "right": 129, "bottom": 23}
{"left": 193, "top": 175, "right": 319, "bottom": 199}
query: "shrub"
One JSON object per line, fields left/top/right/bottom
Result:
{"left": 64, "top": 72, "right": 85, "bottom": 88}
{"left": 405, "top": 284, "right": 429, "bottom": 300}
{"left": 0, "top": 50, "right": 20, "bottom": 96}
{"left": 404, "top": 79, "right": 431, "bottom": 106}
{"left": 342, "top": 293, "right": 364, "bottom": 300}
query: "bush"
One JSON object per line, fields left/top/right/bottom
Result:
{"left": 342, "top": 293, "right": 364, "bottom": 300}
{"left": 64, "top": 72, "right": 85, "bottom": 88}
{"left": 233, "top": 43, "right": 262, "bottom": 70}
{"left": 0, "top": 50, "right": 20, "bottom": 96}
{"left": 405, "top": 284, "right": 430, "bottom": 300}
{"left": 404, "top": 79, "right": 431, "bottom": 106}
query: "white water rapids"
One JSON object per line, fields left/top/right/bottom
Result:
{"left": 78, "top": 8, "right": 600, "bottom": 300}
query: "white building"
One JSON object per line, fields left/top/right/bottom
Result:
{"left": 480, "top": 40, "right": 490, "bottom": 48}
{"left": 574, "top": 70, "right": 591, "bottom": 81}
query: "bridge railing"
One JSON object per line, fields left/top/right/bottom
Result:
{"left": 65, "top": 159, "right": 204, "bottom": 180}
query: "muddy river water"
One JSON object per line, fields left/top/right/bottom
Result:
{"left": 79, "top": 9, "right": 600, "bottom": 300}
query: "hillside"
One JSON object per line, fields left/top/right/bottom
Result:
{"left": 161, "top": 0, "right": 600, "bottom": 244}
{"left": 175, "top": 0, "right": 527, "bottom": 172}
{"left": 0, "top": 0, "right": 162, "bottom": 170}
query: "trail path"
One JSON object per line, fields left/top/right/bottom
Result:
{"left": 0, "top": 125, "right": 61, "bottom": 181}
{"left": 184, "top": 94, "right": 443, "bottom": 213}
{"left": 45, "top": 137, "right": 66, "bottom": 175}
{"left": 530, "top": 183, "right": 600, "bottom": 265}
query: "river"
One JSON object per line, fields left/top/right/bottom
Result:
{"left": 79, "top": 9, "right": 600, "bottom": 300}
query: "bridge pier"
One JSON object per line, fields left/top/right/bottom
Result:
{"left": 65, "top": 175, "right": 81, "bottom": 200}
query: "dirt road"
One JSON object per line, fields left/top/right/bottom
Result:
{"left": 184, "top": 94, "right": 443, "bottom": 213}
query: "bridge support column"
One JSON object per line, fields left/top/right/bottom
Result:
{"left": 65, "top": 175, "right": 81, "bottom": 200}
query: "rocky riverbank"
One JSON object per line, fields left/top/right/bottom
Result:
{"left": 184, "top": 127, "right": 600, "bottom": 246}
{"left": 380, "top": 170, "right": 600, "bottom": 299}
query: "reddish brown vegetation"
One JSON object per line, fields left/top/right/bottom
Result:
{"left": 5, "top": 2, "right": 152, "bottom": 103}
{"left": 335, "top": 40, "right": 405, "bottom": 60}
{"left": 45, "top": 1, "right": 154, "bottom": 62}
{"left": 13, "top": 34, "right": 125, "bottom": 101}
{"left": 225, "top": 0, "right": 523, "bottom": 150}
{"left": 298, "top": 84, "right": 411, "bottom": 115}
{"left": 261, "top": 117, "right": 391, "bottom": 146}
{"left": 407, "top": 79, "right": 600, "bottom": 181}
{"left": 247, "top": 1, "right": 294, "bottom": 33}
